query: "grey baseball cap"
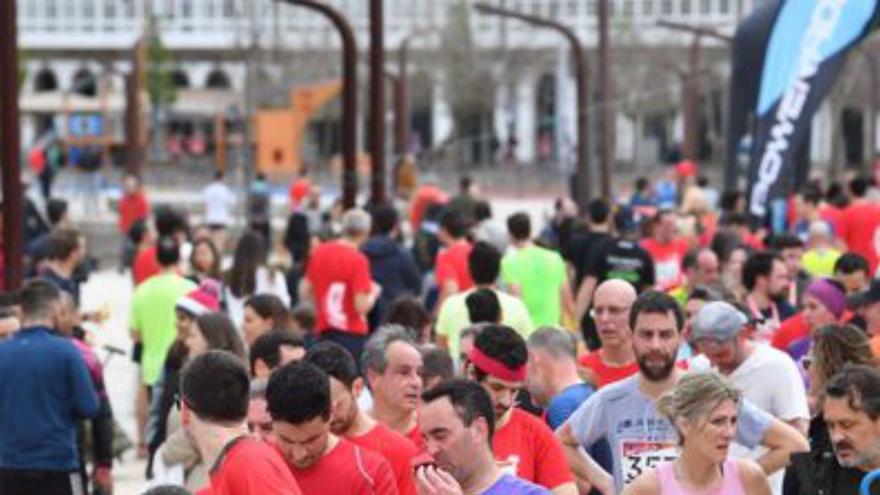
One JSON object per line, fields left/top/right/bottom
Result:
{"left": 691, "top": 301, "right": 748, "bottom": 341}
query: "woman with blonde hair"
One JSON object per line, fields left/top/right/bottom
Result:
{"left": 624, "top": 371, "right": 771, "bottom": 495}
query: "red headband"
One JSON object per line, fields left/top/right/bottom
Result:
{"left": 468, "top": 347, "right": 526, "bottom": 382}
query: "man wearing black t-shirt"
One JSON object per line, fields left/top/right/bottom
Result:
{"left": 565, "top": 199, "right": 614, "bottom": 291}
{"left": 574, "top": 207, "right": 654, "bottom": 349}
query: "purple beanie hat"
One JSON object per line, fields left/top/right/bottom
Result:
{"left": 805, "top": 278, "right": 846, "bottom": 319}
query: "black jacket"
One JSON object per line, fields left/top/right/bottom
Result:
{"left": 784, "top": 415, "right": 871, "bottom": 495}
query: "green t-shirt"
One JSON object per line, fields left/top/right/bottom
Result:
{"left": 129, "top": 273, "right": 196, "bottom": 385}
{"left": 435, "top": 288, "right": 534, "bottom": 359}
{"left": 501, "top": 245, "right": 567, "bottom": 327}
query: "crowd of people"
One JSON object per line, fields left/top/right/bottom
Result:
{"left": 3, "top": 163, "right": 880, "bottom": 495}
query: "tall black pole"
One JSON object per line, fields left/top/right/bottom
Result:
{"left": 279, "top": 0, "right": 358, "bottom": 209}
{"left": 369, "top": 0, "right": 387, "bottom": 206}
{"left": 597, "top": 0, "right": 613, "bottom": 198}
{"left": 474, "top": 3, "right": 593, "bottom": 205}
{"left": 0, "top": 0, "right": 23, "bottom": 290}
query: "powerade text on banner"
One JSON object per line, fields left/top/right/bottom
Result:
{"left": 744, "top": 0, "right": 879, "bottom": 222}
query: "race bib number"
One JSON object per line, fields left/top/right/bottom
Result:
{"left": 324, "top": 282, "right": 348, "bottom": 329}
{"left": 655, "top": 259, "right": 681, "bottom": 289}
{"left": 621, "top": 440, "right": 679, "bottom": 484}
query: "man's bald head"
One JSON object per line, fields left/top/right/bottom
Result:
{"left": 593, "top": 280, "right": 637, "bottom": 348}
{"left": 594, "top": 279, "right": 637, "bottom": 306}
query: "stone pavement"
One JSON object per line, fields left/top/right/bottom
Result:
{"left": 80, "top": 270, "right": 147, "bottom": 494}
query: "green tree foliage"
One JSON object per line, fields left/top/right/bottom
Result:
{"left": 146, "top": 14, "right": 176, "bottom": 107}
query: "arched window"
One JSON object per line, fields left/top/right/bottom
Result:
{"left": 171, "top": 69, "right": 190, "bottom": 89}
{"left": 72, "top": 68, "right": 97, "bottom": 97}
{"left": 33, "top": 68, "right": 58, "bottom": 92}
{"left": 205, "top": 69, "right": 231, "bottom": 90}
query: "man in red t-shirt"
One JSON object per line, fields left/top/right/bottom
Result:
{"left": 838, "top": 177, "right": 880, "bottom": 274}
{"left": 465, "top": 325, "right": 577, "bottom": 494}
{"left": 306, "top": 342, "right": 418, "bottom": 495}
{"left": 179, "top": 352, "right": 301, "bottom": 495}
{"left": 118, "top": 173, "right": 150, "bottom": 236}
{"left": 302, "top": 209, "right": 380, "bottom": 359}
{"left": 363, "top": 326, "right": 425, "bottom": 448}
{"left": 266, "top": 361, "right": 398, "bottom": 494}
{"left": 434, "top": 210, "right": 474, "bottom": 308}
{"left": 640, "top": 210, "right": 689, "bottom": 291}
{"left": 578, "top": 280, "right": 639, "bottom": 388}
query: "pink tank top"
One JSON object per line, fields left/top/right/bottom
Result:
{"left": 657, "top": 459, "right": 746, "bottom": 495}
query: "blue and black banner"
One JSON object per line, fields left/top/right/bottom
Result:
{"left": 726, "top": 0, "right": 880, "bottom": 224}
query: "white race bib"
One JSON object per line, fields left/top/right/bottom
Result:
{"left": 620, "top": 440, "right": 679, "bottom": 484}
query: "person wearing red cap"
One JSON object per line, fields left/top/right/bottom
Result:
{"left": 465, "top": 325, "right": 576, "bottom": 495}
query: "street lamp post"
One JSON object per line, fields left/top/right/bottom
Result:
{"left": 0, "top": 0, "right": 24, "bottom": 290}
{"left": 278, "top": 0, "right": 359, "bottom": 209}
{"left": 597, "top": 0, "right": 613, "bottom": 199}
{"left": 369, "top": 0, "right": 387, "bottom": 206}
{"left": 473, "top": 3, "right": 595, "bottom": 204}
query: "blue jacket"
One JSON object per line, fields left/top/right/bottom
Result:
{"left": 362, "top": 235, "right": 422, "bottom": 327}
{"left": 0, "top": 326, "right": 100, "bottom": 471}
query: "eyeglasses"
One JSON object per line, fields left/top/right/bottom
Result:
{"left": 590, "top": 305, "right": 629, "bottom": 318}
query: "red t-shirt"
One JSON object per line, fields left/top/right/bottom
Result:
{"left": 132, "top": 246, "right": 160, "bottom": 286}
{"left": 435, "top": 240, "right": 474, "bottom": 292}
{"left": 838, "top": 202, "right": 880, "bottom": 273}
{"left": 578, "top": 351, "right": 639, "bottom": 389}
{"left": 492, "top": 408, "right": 574, "bottom": 490}
{"left": 290, "top": 438, "right": 398, "bottom": 495}
{"left": 410, "top": 186, "right": 448, "bottom": 229}
{"left": 118, "top": 192, "right": 150, "bottom": 235}
{"left": 640, "top": 238, "right": 689, "bottom": 290}
{"left": 197, "top": 438, "right": 302, "bottom": 495}
{"left": 350, "top": 423, "right": 417, "bottom": 495}
{"left": 305, "top": 241, "right": 373, "bottom": 335}
{"left": 405, "top": 423, "right": 426, "bottom": 450}
{"left": 289, "top": 178, "right": 311, "bottom": 207}
{"left": 772, "top": 310, "right": 854, "bottom": 351}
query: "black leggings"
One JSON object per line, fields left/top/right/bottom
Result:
{"left": 0, "top": 469, "right": 82, "bottom": 495}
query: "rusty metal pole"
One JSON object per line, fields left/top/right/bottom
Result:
{"left": 0, "top": 0, "right": 24, "bottom": 290}
{"left": 473, "top": 2, "right": 593, "bottom": 205}
{"left": 862, "top": 47, "right": 878, "bottom": 168}
{"left": 369, "top": 0, "right": 387, "bottom": 206}
{"left": 656, "top": 20, "right": 733, "bottom": 162}
{"left": 683, "top": 35, "right": 702, "bottom": 161}
{"left": 597, "top": 0, "right": 613, "bottom": 198}
{"left": 279, "top": 0, "right": 358, "bottom": 209}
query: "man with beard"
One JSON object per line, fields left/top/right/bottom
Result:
{"left": 305, "top": 341, "right": 417, "bottom": 495}
{"left": 556, "top": 291, "right": 809, "bottom": 494}
{"left": 465, "top": 325, "right": 577, "bottom": 495}
{"left": 785, "top": 365, "right": 880, "bottom": 494}
{"left": 266, "top": 361, "right": 397, "bottom": 494}
{"left": 417, "top": 379, "right": 550, "bottom": 495}
{"left": 743, "top": 251, "right": 795, "bottom": 342}
{"left": 363, "top": 325, "right": 424, "bottom": 446}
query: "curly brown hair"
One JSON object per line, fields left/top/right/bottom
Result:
{"left": 812, "top": 324, "right": 877, "bottom": 391}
